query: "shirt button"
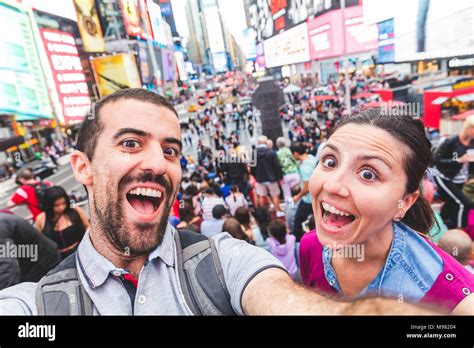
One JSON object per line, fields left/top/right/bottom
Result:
{"left": 112, "top": 271, "right": 121, "bottom": 277}
{"left": 445, "top": 273, "right": 454, "bottom": 281}
{"left": 138, "top": 295, "right": 146, "bottom": 305}
{"left": 329, "top": 279, "right": 335, "bottom": 286}
{"left": 462, "top": 288, "right": 471, "bottom": 296}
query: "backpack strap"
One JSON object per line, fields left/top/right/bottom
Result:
{"left": 175, "top": 230, "right": 236, "bottom": 316}
{"left": 35, "top": 252, "right": 93, "bottom": 315}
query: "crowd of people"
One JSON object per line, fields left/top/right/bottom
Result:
{"left": 0, "top": 72, "right": 473, "bottom": 315}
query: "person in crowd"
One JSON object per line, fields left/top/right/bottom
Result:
{"left": 176, "top": 202, "right": 201, "bottom": 233}
{"left": 438, "top": 229, "right": 474, "bottom": 274}
{"left": 290, "top": 142, "right": 318, "bottom": 244}
{"left": 222, "top": 218, "right": 251, "bottom": 243}
{"left": 201, "top": 204, "right": 228, "bottom": 238}
{"left": 219, "top": 148, "right": 250, "bottom": 197}
{"left": 201, "top": 186, "right": 226, "bottom": 221}
{"left": 299, "top": 108, "right": 474, "bottom": 314}
{"left": 251, "top": 135, "right": 284, "bottom": 217}
{"left": 421, "top": 178, "right": 448, "bottom": 243}
{"left": 267, "top": 220, "right": 298, "bottom": 280}
{"left": 225, "top": 185, "right": 248, "bottom": 216}
{"left": 234, "top": 207, "right": 268, "bottom": 250}
{"left": 0, "top": 212, "right": 60, "bottom": 290}
{"left": 433, "top": 115, "right": 474, "bottom": 228}
{"left": 276, "top": 137, "right": 300, "bottom": 203}
{"left": 7, "top": 168, "right": 53, "bottom": 222}
{"left": 35, "top": 186, "right": 89, "bottom": 260}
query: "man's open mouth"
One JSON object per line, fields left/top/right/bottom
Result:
{"left": 321, "top": 201, "right": 356, "bottom": 229}
{"left": 126, "top": 187, "right": 163, "bottom": 215}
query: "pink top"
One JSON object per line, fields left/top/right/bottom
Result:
{"left": 299, "top": 230, "right": 474, "bottom": 312}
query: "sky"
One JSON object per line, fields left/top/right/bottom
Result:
{"left": 171, "top": 0, "right": 248, "bottom": 45}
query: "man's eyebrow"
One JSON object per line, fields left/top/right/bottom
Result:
{"left": 164, "top": 137, "right": 183, "bottom": 151}
{"left": 325, "top": 143, "right": 339, "bottom": 153}
{"left": 356, "top": 155, "right": 393, "bottom": 169}
{"left": 112, "top": 128, "right": 150, "bottom": 140}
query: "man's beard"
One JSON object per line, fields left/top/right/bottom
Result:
{"left": 92, "top": 171, "right": 177, "bottom": 256}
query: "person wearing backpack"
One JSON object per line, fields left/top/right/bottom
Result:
{"left": 0, "top": 89, "right": 440, "bottom": 316}
{"left": 7, "top": 168, "right": 53, "bottom": 222}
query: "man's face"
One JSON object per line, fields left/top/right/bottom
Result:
{"left": 89, "top": 99, "right": 182, "bottom": 255}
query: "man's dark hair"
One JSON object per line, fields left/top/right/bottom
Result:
{"left": 76, "top": 88, "right": 178, "bottom": 161}
{"left": 290, "top": 142, "right": 307, "bottom": 155}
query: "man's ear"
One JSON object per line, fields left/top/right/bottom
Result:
{"left": 70, "top": 150, "right": 92, "bottom": 186}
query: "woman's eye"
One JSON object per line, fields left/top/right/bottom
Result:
{"left": 121, "top": 140, "right": 140, "bottom": 149}
{"left": 359, "top": 169, "right": 378, "bottom": 181}
{"left": 322, "top": 156, "right": 337, "bottom": 168}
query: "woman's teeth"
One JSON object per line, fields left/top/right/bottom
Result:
{"left": 322, "top": 202, "right": 351, "bottom": 216}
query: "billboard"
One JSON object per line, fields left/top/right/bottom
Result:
{"left": 161, "top": 49, "right": 175, "bottom": 82}
{"left": 73, "top": 0, "right": 106, "bottom": 52}
{"left": 263, "top": 22, "right": 310, "bottom": 68}
{"left": 148, "top": 1, "right": 168, "bottom": 46}
{"left": 120, "top": 0, "right": 143, "bottom": 37}
{"left": 0, "top": 1, "right": 52, "bottom": 121}
{"left": 175, "top": 51, "right": 188, "bottom": 82}
{"left": 377, "top": 18, "right": 395, "bottom": 64}
{"left": 243, "top": 28, "right": 257, "bottom": 60}
{"left": 394, "top": 0, "right": 474, "bottom": 62}
{"left": 39, "top": 29, "right": 92, "bottom": 125}
{"left": 91, "top": 53, "right": 142, "bottom": 97}
{"left": 307, "top": 5, "right": 377, "bottom": 60}
{"left": 247, "top": 0, "right": 359, "bottom": 42}
{"left": 204, "top": 6, "right": 226, "bottom": 54}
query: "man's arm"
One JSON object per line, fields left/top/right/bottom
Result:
{"left": 242, "top": 268, "right": 444, "bottom": 315}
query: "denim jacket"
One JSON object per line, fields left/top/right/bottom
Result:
{"left": 322, "top": 222, "right": 443, "bottom": 302}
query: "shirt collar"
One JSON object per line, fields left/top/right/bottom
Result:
{"left": 77, "top": 224, "right": 176, "bottom": 289}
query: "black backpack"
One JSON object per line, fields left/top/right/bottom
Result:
{"left": 35, "top": 230, "right": 236, "bottom": 315}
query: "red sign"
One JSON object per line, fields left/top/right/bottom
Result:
{"left": 307, "top": 5, "right": 378, "bottom": 60}
{"left": 40, "top": 29, "right": 91, "bottom": 126}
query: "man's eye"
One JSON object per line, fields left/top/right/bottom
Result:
{"left": 163, "top": 147, "right": 179, "bottom": 157}
{"left": 322, "top": 156, "right": 337, "bottom": 168}
{"left": 121, "top": 140, "right": 140, "bottom": 149}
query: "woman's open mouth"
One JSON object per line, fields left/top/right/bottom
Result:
{"left": 320, "top": 201, "right": 356, "bottom": 230}
{"left": 126, "top": 187, "right": 163, "bottom": 216}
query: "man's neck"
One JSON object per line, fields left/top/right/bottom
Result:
{"left": 88, "top": 225, "right": 148, "bottom": 279}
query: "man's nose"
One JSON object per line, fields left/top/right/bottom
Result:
{"left": 139, "top": 145, "right": 167, "bottom": 175}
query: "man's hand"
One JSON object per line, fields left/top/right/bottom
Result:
{"left": 242, "top": 268, "right": 444, "bottom": 315}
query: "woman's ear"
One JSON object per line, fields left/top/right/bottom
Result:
{"left": 70, "top": 150, "right": 92, "bottom": 186}
{"left": 402, "top": 190, "right": 421, "bottom": 216}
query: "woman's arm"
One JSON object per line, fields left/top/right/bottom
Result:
{"left": 34, "top": 212, "right": 45, "bottom": 232}
{"left": 451, "top": 293, "right": 474, "bottom": 315}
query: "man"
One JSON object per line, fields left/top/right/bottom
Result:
{"left": 290, "top": 142, "right": 318, "bottom": 243}
{"left": 0, "top": 89, "right": 439, "bottom": 315}
{"left": 7, "top": 169, "right": 52, "bottom": 222}
{"left": 251, "top": 135, "right": 285, "bottom": 217}
{"left": 433, "top": 115, "right": 474, "bottom": 228}
{"left": 200, "top": 204, "right": 228, "bottom": 238}
{"left": 0, "top": 212, "right": 60, "bottom": 290}
{"left": 201, "top": 187, "right": 226, "bottom": 221}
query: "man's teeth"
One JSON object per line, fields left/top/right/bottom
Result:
{"left": 128, "top": 187, "right": 162, "bottom": 198}
{"left": 322, "top": 202, "right": 351, "bottom": 217}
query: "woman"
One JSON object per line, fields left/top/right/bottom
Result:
{"left": 234, "top": 207, "right": 268, "bottom": 251}
{"left": 299, "top": 108, "right": 474, "bottom": 314}
{"left": 224, "top": 185, "right": 248, "bottom": 216}
{"left": 276, "top": 137, "right": 301, "bottom": 202}
{"left": 35, "top": 186, "right": 89, "bottom": 260}
{"left": 176, "top": 202, "right": 202, "bottom": 233}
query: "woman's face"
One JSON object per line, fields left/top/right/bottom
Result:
{"left": 53, "top": 197, "right": 67, "bottom": 216}
{"left": 309, "top": 124, "right": 419, "bottom": 247}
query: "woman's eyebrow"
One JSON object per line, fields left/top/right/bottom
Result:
{"left": 356, "top": 155, "right": 392, "bottom": 169}
{"left": 325, "top": 143, "right": 339, "bottom": 153}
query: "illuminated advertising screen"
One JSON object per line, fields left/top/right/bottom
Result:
{"left": 0, "top": 1, "right": 52, "bottom": 121}
{"left": 263, "top": 22, "right": 310, "bottom": 68}
{"left": 39, "top": 29, "right": 92, "bottom": 125}
{"left": 243, "top": 28, "right": 257, "bottom": 61}
{"left": 175, "top": 51, "right": 188, "bottom": 82}
{"left": 91, "top": 53, "right": 142, "bottom": 97}
{"left": 204, "top": 6, "right": 226, "bottom": 54}
{"left": 161, "top": 49, "right": 175, "bottom": 82}
{"left": 148, "top": 1, "right": 168, "bottom": 46}
{"left": 377, "top": 18, "right": 395, "bottom": 64}
{"left": 73, "top": 0, "right": 106, "bottom": 52}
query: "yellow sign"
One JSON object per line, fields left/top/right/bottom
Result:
{"left": 91, "top": 53, "right": 142, "bottom": 97}
{"left": 453, "top": 80, "right": 474, "bottom": 90}
{"left": 73, "top": 0, "right": 105, "bottom": 52}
